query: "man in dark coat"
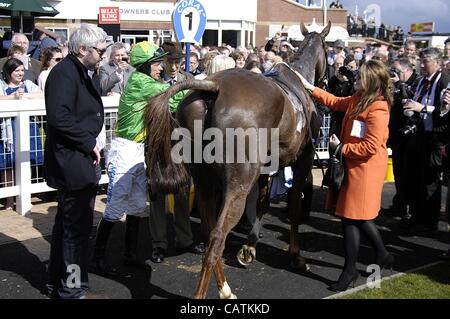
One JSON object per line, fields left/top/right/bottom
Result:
{"left": 382, "top": 57, "right": 419, "bottom": 218}
{"left": 44, "top": 23, "right": 107, "bottom": 299}
{"left": 402, "top": 48, "right": 450, "bottom": 235}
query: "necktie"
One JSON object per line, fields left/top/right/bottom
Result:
{"left": 417, "top": 78, "right": 431, "bottom": 103}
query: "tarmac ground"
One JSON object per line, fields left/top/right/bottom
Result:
{"left": 0, "top": 169, "right": 449, "bottom": 300}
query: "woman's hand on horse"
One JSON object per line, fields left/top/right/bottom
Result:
{"left": 295, "top": 71, "right": 315, "bottom": 92}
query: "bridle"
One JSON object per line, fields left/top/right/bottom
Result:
{"left": 315, "top": 38, "right": 328, "bottom": 88}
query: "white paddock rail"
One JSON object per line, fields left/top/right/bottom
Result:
{"left": 0, "top": 96, "right": 120, "bottom": 216}
{"left": 0, "top": 96, "right": 333, "bottom": 216}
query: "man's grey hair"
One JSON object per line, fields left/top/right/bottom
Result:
{"left": 11, "top": 33, "right": 28, "bottom": 44}
{"left": 109, "top": 42, "right": 127, "bottom": 61}
{"left": 396, "top": 57, "right": 414, "bottom": 71}
{"left": 419, "top": 47, "right": 442, "bottom": 61}
{"left": 69, "top": 24, "right": 107, "bottom": 55}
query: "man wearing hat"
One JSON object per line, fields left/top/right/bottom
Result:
{"left": 147, "top": 41, "right": 205, "bottom": 265}
{"left": 327, "top": 39, "right": 346, "bottom": 79}
{"left": 91, "top": 41, "right": 188, "bottom": 275}
{"left": 160, "top": 41, "right": 193, "bottom": 86}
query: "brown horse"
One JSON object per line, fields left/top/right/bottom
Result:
{"left": 144, "top": 22, "right": 330, "bottom": 299}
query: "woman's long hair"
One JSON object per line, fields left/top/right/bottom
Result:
{"left": 351, "top": 59, "right": 394, "bottom": 118}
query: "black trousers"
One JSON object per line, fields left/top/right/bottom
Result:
{"left": 47, "top": 186, "right": 97, "bottom": 299}
{"left": 404, "top": 133, "right": 441, "bottom": 227}
{"left": 391, "top": 143, "right": 408, "bottom": 211}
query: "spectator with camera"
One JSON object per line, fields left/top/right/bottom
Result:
{"left": 328, "top": 55, "right": 356, "bottom": 139}
{"left": 401, "top": 47, "right": 450, "bottom": 235}
{"left": 99, "top": 42, "right": 134, "bottom": 96}
{"left": 381, "top": 57, "right": 420, "bottom": 218}
{"left": 265, "top": 31, "right": 288, "bottom": 55}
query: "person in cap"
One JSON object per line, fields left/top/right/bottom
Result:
{"left": 160, "top": 41, "right": 193, "bottom": 85}
{"left": 91, "top": 41, "right": 188, "bottom": 275}
{"left": 327, "top": 39, "right": 347, "bottom": 79}
{"left": 147, "top": 41, "right": 204, "bottom": 265}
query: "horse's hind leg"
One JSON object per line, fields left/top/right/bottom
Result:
{"left": 214, "top": 260, "right": 236, "bottom": 299}
{"left": 195, "top": 166, "right": 259, "bottom": 299}
{"left": 237, "top": 175, "right": 269, "bottom": 266}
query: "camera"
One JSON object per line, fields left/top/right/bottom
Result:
{"left": 121, "top": 56, "right": 129, "bottom": 63}
{"left": 394, "top": 82, "right": 410, "bottom": 101}
{"left": 390, "top": 68, "right": 400, "bottom": 78}
{"left": 339, "top": 66, "right": 357, "bottom": 82}
{"left": 398, "top": 123, "right": 418, "bottom": 136}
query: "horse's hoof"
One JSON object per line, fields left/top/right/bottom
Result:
{"left": 219, "top": 282, "right": 237, "bottom": 299}
{"left": 290, "top": 258, "right": 310, "bottom": 272}
{"left": 236, "top": 245, "right": 256, "bottom": 267}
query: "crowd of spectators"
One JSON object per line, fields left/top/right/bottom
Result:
{"left": 347, "top": 13, "right": 406, "bottom": 44}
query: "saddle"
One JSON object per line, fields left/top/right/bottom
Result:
{"left": 265, "top": 64, "right": 321, "bottom": 140}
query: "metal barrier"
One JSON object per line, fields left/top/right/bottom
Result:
{"left": 0, "top": 96, "right": 119, "bottom": 216}
{"left": 0, "top": 96, "right": 330, "bottom": 216}
{"left": 316, "top": 114, "right": 331, "bottom": 160}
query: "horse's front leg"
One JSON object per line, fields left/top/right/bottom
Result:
{"left": 287, "top": 147, "right": 314, "bottom": 271}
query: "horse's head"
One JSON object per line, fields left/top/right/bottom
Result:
{"left": 290, "top": 21, "right": 331, "bottom": 87}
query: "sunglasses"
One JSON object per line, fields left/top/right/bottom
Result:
{"left": 53, "top": 57, "right": 63, "bottom": 62}
{"left": 90, "top": 46, "right": 107, "bottom": 57}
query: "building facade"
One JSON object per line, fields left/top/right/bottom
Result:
{"left": 0, "top": 0, "right": 347, "bottom": 48}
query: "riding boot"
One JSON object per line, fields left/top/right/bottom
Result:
{"left": 124, "top": 215, "right": 141, "bottom": 268}
{"left": 91, "top": 219, "right": 119, "bottom": 277}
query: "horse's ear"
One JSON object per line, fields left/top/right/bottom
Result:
{"left": 300, "top": 22, "right": 309, "bottom": 37}
{"left": 320, "top": 21, "right": 332, "bottom": 38}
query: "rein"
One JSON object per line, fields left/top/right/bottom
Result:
{"left": 269, "top": 62, "right": 324, "bottom": 176}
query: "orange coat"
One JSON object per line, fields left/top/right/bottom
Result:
{"left": 312, "top": 88, "right": 390, "bottom": 220}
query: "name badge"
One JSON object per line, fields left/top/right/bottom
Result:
{"left": 351, "top": 120, "right": 366, "bottom": 138}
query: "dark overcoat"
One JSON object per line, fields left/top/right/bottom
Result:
{"left": 44, "top": 54, "right": 104, "bottom": 191}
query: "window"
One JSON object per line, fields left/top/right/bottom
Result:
{"left": 47, "top": 27, "right": 69, "bottom": 44}
{"left": 296, "top": 0, "right": 323, "bottom": 7}
{"left": 152, "top": 30, "right": 173, "bottom": 44}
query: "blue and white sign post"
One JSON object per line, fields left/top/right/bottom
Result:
{"left": 172, "top": 0, "right": 207, "bottom": 73}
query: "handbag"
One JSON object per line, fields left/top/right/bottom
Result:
{"left": 322, "top": 144, "right": 345, "bottom": 191}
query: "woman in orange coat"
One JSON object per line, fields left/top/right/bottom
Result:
{"left": 297, "top": 60, "right": 394, "bottom": 291}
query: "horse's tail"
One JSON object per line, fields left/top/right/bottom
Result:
{"left": 144, "top": 79, "right": 219, "bottom": 194}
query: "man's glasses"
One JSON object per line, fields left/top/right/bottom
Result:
{"left": 53, "top": 57, "right": 62, "bottom": 62}
{"left": 90, "top": 47, "right": 107, "bottom": 57}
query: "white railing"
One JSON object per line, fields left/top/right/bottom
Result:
{"left": 0, "top": 96, "right": 119, "bottom": 216}
{"left": 0, "top": 95, "right": 332, "bottom": 216}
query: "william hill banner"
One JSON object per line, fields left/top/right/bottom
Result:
{"left": 410, "top": 22, "right": 435, "bottom": 33}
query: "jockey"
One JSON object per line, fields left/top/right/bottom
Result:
{"left": 91, "top": 41, "right": 187, "bottom": 276}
